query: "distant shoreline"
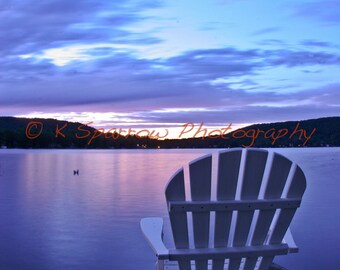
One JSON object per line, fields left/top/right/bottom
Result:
{"left": 1, "top": 116, "right": 340, "bottom": 149}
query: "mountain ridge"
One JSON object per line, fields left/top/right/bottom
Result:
{"left": 0, "top": 116, "right": 339, "bottom": 148}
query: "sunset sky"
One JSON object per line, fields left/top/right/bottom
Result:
{"left": 1, "top": 0, "right": 339, "bottom": 136}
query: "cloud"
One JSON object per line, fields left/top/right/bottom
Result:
{"left": 300, "top": 40, "right": 333, "bottom": 48}
{"left": 265, "top": 50, "right": 340, "bottom": 67}
{"left": 123, "top": 84, "right": 340, "bottom": 125}
{"left": 0, "top": 0, "right": 162, "bottom": 56}
{"left": 251, "top": 27, "right": 281, "bottom": 36}
{"left": 292, "top": 0, "right": 340, "bottom": 25}
{"left": 256, "top": 39, "right": 288, "bottom": 47}
{"left": 1, "top": 46, "right": 340, "bottom": 113}
{"left": 138, "top": 105, "right": 340, "bottom": 126}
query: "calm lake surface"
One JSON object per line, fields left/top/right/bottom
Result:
{"left": 0, "top": 148, "right": 339, "bottom": 270}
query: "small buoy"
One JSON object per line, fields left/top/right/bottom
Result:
{"left": 73, "top": 170, "right": 79, "bottom": 175}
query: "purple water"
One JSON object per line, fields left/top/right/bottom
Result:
{"left": 0, "top": 148, "right": 339, "bottom": 270}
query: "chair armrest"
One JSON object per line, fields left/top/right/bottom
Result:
{"left": 283, "top": 228, "right": 299, "bottom": 253}
{"left": 140, "top": 217, "right": 169, "bottom": 259}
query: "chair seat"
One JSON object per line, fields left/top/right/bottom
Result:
{"left": 159, "top": 260, "right": 287, "bottom": 270}
{"left": 168, "top": 244, "right": 289, "bottom": 261}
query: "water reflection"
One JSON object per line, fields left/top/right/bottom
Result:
{"left": 0, "top": 149, "right": 209, "bottom": 270}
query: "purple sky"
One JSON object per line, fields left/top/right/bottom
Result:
{"left": 1, "top": 0, "right": 339, "bottom": 133}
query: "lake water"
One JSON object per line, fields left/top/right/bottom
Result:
{"left": 0, "top": 148, "right": 339, "bottom": 270}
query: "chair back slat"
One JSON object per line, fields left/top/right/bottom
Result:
{"left": 286, "top": 165, "right": 307, "bottom": 199}
{"left": 269, "top": 165, "right": 306, "bottom": 244}
{"left": 229, "top": 258, "right": 242, "bottom": 270}
{"left": 189, "top": 155, "right": 212, "bottom": 270}
{"left": 178, "top": 260, "right": 191, "bottom": 270}
{"left": 213, "top": 149, "right": 242, "bottom": 270}
{"left": 243, "top": 257, "right": 258, "bottom": 269}
{"left": 165, "top": 168, "right": 189, "bottom": 250}
{"left": 212, "top": 259, "right": 225, "bottom": 270}
{"left": 258, "top": 256, "right": 274, "bottom": 270}
{"left": 217, "top": 149, "right": 242, "bottom": 200}
{"left": 241, "top": 149, "right": 269, "bottom": 200}
{"left": 264, "top": 153, "right": 293, "bottom": 199}
{"left": 189, "top": 155, "right": 212, "bottom": 202}
{"left": 233, "top": 149, "right": 268, "bottom": 246}
{"left": 251, "top": 153, "right": 293, "bottom": 245}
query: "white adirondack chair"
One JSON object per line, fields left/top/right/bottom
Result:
{"left": 141, "top": 149, "right": 306, "bottom": 270}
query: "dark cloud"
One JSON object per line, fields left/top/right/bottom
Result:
{"left": 142, "top": 48, "right": 262, "bottom": 84}
{"left": 256, "top": 39, "right": 288, "bottom": 46}
{"left": 292, "top": 0, "right": 340, "bottom": 25}
{"left": 2, "top": 49, "right": 339, "bottom": 123}
{"left": 122, "top": 84, "right": 340, "bottom": 125}
{"left": 265, "top": 50, "right": 340, "bottom": 67}
{"left": 2, "top": 46, "right": 340, "bottom": 110}
{"left": 126, "top": 106, "right": 340, "bottom": 127}
{"left": 0, "top": 0, "right": 162, "bottom": 55}
{"left": 302, "top": 69, "right": 322, "bottom": 74}
{"left": 300, "top": 40, "right": 333, "bottom": 48}
{"left": 251, "top": 27, "right": 281, "bottom": 36}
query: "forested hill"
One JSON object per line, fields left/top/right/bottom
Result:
{"left": 0, "top": 116, "right": 339, "bottom": 148}
{"left": 0, "top": 117, "right": 141, "bottom": 149}
{"left": 168, "top": 116, "right": 340, "bottom": 148}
